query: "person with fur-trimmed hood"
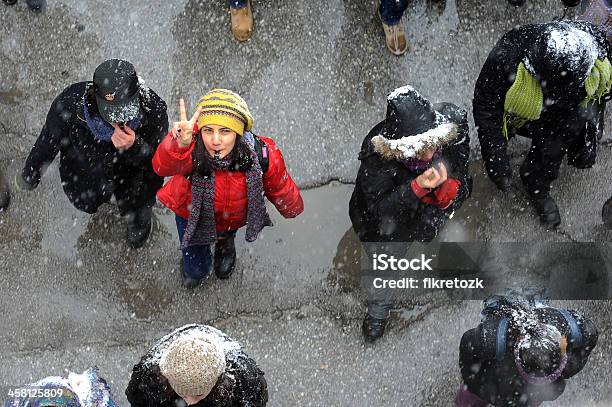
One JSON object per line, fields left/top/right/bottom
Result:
{"left": 125, "top": 324, "right": 268, "bottom": 407}
{"left": 4, "top": 367, "right": 118, "bottom": 407}
{"left": 456, "top": 296, "right": 598, "bottom": 407}
{"left": 473, "top": 21, "right": 611, "bottom": 228}
{"left": 349, "top": 85, "right": 472, "bottom": 341}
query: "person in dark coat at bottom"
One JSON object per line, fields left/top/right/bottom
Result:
{"left": 18, "top": 59, "right": 168, "bottom": 248}
{"left": 349, "top": 85, "right": 472, "bottom": 341}
{"left": 125, "top": 324, "right": 268, "bottom": 407}
{"left": 473, "top": 21, "right": 611, "bottom": 228}
{"left": 456, "top": 296, "right": 598, "bottom": 407}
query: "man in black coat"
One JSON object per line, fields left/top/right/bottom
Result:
{"left": 349, "top": 85, "right": 472, "bottom": 341}
{"left": 125, "top": 324, "right": 268, "bottom": 407}
{"left": 457, "top": 296, "right": 598, "bottom": 407}
{"left": 19, "top": 59, "right": 168, "bottom": 248}
{"left": 473, "top": 21, "right": 610, "bottom": 228}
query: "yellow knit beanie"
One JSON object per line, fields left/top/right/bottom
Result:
{"left": 196, "top": 89, "right": 253, "bottom": 136}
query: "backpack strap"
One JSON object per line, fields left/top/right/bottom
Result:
{"left": 496, "top": 318, "right": 509, "bottom": 362}
{"left": 558, "top": 309, "right": 584, "bottom": 349}
{"left": 481, "top": 317, "right": 508, "bottom": 361}
{"left": 253, "top": 135, "right": 269, "bottom": 174}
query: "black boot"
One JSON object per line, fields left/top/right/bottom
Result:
{"left": 603, "top": 197, "right": 612, "bottom": 229}
{"left": 362, "top": 313, "right": 387, "bottom": 342}
{"left": 25, "top": 0, "right": 44, "bottom": 11}
{"left": 214, "top": 236, "right": 236, "bottom": 279}
{"left": 0, "top": 171, "right": 9, "bottom": 211}
{"left": 180, "top": 261, "right": 201, "bottom": 289}
{"left": 126, "top": 206, "right": 152, "bottom": 248}
{"left": 530, "top": 195, "right": 561, "bottom": 228}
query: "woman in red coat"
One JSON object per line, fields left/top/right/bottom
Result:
{"left": 153, "top": 89, "right": 303, "bottom": 287}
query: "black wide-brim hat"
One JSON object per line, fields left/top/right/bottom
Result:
{"left": 93, "top": 59, "right": 140, "bottom": 123}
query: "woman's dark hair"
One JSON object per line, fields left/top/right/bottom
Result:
{"left": 191, "top": 131, "right": 254, "bottom": 176}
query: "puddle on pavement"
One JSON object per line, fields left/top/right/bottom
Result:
{"left": 117, "top": 282, "right": 175, "bottom": 320}
{"left": 0, "top": 89, "right": 23, "bottom": 105}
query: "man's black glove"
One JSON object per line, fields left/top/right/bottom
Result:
{"left": 491, "top": 175, "right": 512, "bottom": 192}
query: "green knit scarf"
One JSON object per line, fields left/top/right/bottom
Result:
{"left": 503, "top": 58, "right": 612, "bottom": 140}
{"left": 503, "top": 62, "right": 543, "bottom": 141}
{"left": 583, "top": 57, "right": 612, "bottom": 106}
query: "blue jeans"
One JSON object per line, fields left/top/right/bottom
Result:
{"left": 229, "top": 0, "right": 248, "bottom": 8}
{"left": 380, "top": 0, "right": 409, "bottom": 25}
{"left": 176, "top": 215, "right": 212, "bottom": 280}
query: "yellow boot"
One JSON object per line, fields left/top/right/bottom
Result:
{"left": 230, "top": 0, "right": 253, "bottom": 42}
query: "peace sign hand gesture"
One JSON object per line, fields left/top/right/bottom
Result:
{"left": 172, "top": 98, "right": 203, "bottom": 148}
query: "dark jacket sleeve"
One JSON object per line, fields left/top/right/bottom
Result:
{"left": 125, "top": 362, "right": 174, "bottom": 407}
{"left": 22, "top": 89, "right": 72, "bottom": 188}
{"left": 209, "top": 352, "right": 268, "bottom": 407}
{"left": 562, "top": 310, "right": 598, "bottom": 379}
{"left": 473, "top": 28, "right": 523, "bottom": 182}
{"left": 123, "top": 90, "right": 169, "bottom": 168}
{"left": 436, "top": 103, "right": 472, "bottom": 211}
{"left": 356, "top": 152, "right": 422, "bottom": 221}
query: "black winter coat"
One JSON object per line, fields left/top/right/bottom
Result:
{"left": 125, "top": 325, "right": 268, "bottom": 407}
{"left": 459, "top": 305, "right": 598, "bottom": 406}
{"left": 349, "top": 103, "right": 471, "bottom": 242}
{"left": 22, "top": 81, "right": 168, "bottom": 214}
{"left": 473, "top": 21, "right": 611, "bottom": 181}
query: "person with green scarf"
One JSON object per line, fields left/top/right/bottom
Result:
{"left": 473, "top": 21, "right": 611, "bottom": 227}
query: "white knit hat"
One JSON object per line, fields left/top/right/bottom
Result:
{"left": 159, "top": 336, "right": 225, "bottom": 398}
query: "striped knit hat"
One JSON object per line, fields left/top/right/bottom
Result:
{"left": 196, "top": 89, "right": 253, "bottom": 136}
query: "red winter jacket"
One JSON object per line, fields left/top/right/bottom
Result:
{"left": 153, "top": 132, "right": 304, "bottom": 232}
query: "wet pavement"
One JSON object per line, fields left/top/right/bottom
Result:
{"left": 1, "top": 0, "right": 611, "bottom": 406}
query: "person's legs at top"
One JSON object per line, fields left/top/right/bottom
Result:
{"left": 378, "top": 0, "right": 409, "bottom": 55}
{"left": 175, "top": 215, "right": 213, "bottom": 288}
{"left": 603, "top": 196, "right": 612, "bottom": 229}
{"left": 0, "top": 169, "right": 9, "bottom": 211}
{"left": 229, "top": 0, "right": 253, "bottom": 42}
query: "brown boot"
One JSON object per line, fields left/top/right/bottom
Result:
{"left": 382, "top": 21, "right": 407, "bottom": 56}
{"left": 230, "top": 0, "right": 253, "bottom": 42}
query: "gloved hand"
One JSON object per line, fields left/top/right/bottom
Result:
{"left": 491, "top": 175, "right": 512, "bottom": 192}
{"left": 14, "top": 173, "right": 36, "bottom": 191}
{"left": 421, "top": 178, "right": 461, "bottom": 209}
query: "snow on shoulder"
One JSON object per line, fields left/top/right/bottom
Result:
{"left": 545, "top": 23, "right": 599, "bottom": 72}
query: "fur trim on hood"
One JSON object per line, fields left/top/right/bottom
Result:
{"left": 371, "top": 122, "right": 458, "bottom": 160}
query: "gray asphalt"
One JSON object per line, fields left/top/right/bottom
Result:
{"left": 0, "top": 0, "right": 611, "bottom": 406}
